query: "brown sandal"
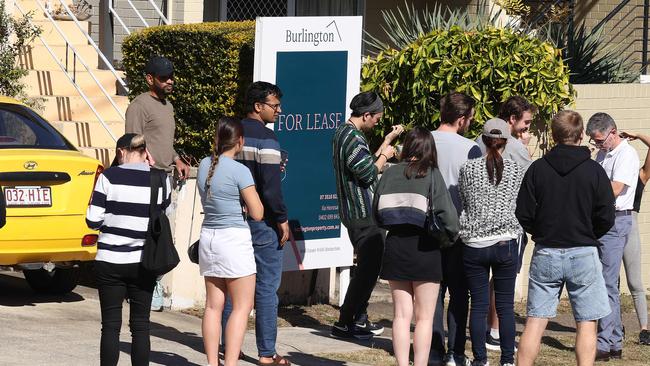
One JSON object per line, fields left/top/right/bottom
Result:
{"left": 258, "top": 354, "right": 291, "bottom": 366}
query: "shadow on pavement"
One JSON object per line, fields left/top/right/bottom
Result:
{"left": 308, "top": 327, "right": 393, "bottom": 352}
{"left": 0, "top": 273, "right": 85, "bottom": 306}
{"left": 119, "top": 341, "right": 202, "bottom": 366}
{"left": 150, "top": 321, "right": 204, "bottom": 354}
{"left": 541, "top": 335, "right": 575, "bottom": 351}
{"left": 546, "top": 320, "right": 576, "bottom": 333}
{"left": 286, "top": 351, "right": 351, "bottom": 365}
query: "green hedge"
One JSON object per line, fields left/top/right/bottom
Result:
{"left": 362, "top": 26, "right": 575, "bottom": 147}
{"left": 122, "top": 21, "right": 255, "bottom": 160}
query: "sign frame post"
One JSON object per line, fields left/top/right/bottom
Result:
{"left": 253, "top": 16, "right": 363, "bottom": 304}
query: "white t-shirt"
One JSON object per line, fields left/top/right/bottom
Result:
{"left": 431, "top": 130, "right": 483, "bottom": 214}
{"left": 596, "top": 139, "right": 639, "bottom": 210}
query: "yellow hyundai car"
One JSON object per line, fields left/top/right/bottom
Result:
{"left": 0, "top": 96, "right": 102, "bottom": 294}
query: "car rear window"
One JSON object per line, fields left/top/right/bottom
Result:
{"left": 0, "top": 103, "right": 75, "bottom": 150}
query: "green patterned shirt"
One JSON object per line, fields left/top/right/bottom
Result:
{"left": 332, "top": 123, "right": 379, "bottom": 228}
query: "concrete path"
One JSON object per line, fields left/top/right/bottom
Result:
{"left": 0, "top": 272, "right": 379, "bottom": 366}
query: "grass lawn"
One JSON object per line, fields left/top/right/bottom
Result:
{"left": 182, "top": 295, "right": 650, "bottom": 365}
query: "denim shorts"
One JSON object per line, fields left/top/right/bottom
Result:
{"left": 527, "top": 245, "right": 610, "bottom": 322}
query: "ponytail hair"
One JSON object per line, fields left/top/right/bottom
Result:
{"left": 205, "top": 116, "right": 244, "bottom": 197}
{"left": 481, "top": 135, "right": 507, "bottom": 185}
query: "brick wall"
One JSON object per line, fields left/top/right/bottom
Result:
{"left": 182, "top": 0, "right": 203, "bottom": 23}
{"left": 516, "top": 83, "right": 650, "bottom": 300}
{"left": 574, "top": 0, "right": 647, "bottom": 74}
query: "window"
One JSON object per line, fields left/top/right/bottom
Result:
{"left": 206, "top": 0, "right": 364, "bottom": 21}
{"left": 0, "top": 104, "right": 74, "bottom": 149}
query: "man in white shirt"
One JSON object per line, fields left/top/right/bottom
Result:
{"left": 586, "top": 112, "right": 639, "bottom": 362}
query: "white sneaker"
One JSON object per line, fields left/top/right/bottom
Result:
{"left": 445, "top": 354, "right": 471, "bottom": 366}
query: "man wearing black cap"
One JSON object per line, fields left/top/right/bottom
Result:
{"left": 125, "top": 56, "right": 189, "bottom": 311}
{"left": 125, "top": 56, "right": 189, "bottom": 178}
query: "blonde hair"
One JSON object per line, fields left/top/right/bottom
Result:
{"left": 552, "top": 110, "right": 583, "bottom": 144}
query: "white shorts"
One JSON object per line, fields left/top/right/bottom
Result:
{"left": 199, "top": 226, "right": 256, "bottom": 278}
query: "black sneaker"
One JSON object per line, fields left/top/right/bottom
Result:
{"left": 595, "top": 349, "right": 610, "bottom": 362}
{"left": 485, "top": 333, "right": 500, "bottom": 351}
{"left": 331, "top": 322, "right": 374, "bottom": 340}
{"left": 640, "top": 330, "right": 650, "bottom": 345}
{"left": 609, "top": 349, "right": 622, "bottom": 360}
{"left": 354, "top": 314, "right": 385, "bottom": 336}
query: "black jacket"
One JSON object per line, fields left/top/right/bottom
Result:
{"left": 516, "top": 144, "right": 615, "bottom": 248}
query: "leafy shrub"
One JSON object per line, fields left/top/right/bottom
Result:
{"left": 122, "top": 21, "right": 255, "bottom": 161}
{"left": 549, "top": 23, "right": 636, "bottom": 84}
{"left": 0, "top": 2, "right": 40, "bottom": 99}
{"left": 361, "top": 26, "right": 575, "bottom": 145}
{"left": 366, "top": 1, "right": 634, "bottom": 86}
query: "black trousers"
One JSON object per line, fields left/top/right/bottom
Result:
{"left": 338, "top": 224, "right": 385, "bottom": 325}
{"left": 95, "top": 261, "right": 156, "bottom": 366}
{"left": 431, "top": 242, "right": 470, "bottom": 359}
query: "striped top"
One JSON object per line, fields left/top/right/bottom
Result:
{"left": 332, "top": 122, "right": 379, "bottom": 228}
{"left": 373, "top": 163, "right": 459, "bottom": 242}
{"left": 86, "top": 163, "right": 171, "bottom": 264}
{"left": 235, "top": 118, "right": 287, "bottom": 223}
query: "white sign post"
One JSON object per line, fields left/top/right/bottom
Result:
{"left": 253, "top": 16, "right": 363, "bottom": 305}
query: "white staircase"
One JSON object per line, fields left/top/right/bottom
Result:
{"left": 15, "top": 0, "right": 126, "bottom": 166}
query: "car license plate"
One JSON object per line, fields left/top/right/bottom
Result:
{"left": 4, "top": 186, "right": 52, "bottom": 207}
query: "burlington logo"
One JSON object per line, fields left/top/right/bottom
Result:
{"left": 285, "top": 20, "right": 342, "bottom": 46}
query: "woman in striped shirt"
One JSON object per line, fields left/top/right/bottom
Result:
{"left": 86, "top": 133, "right": 170, "bottom": 366}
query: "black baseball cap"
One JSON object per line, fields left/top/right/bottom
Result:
{"left": 144, "top": 56, "right": 174, "bottom": 77}
{"left": 110, "top": 133, "right": 146, "bottom": 167}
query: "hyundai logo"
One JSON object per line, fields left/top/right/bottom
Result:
{"left": 24, "top": 161, "right": 38, "bottom": 170}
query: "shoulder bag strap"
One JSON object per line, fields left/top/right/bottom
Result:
{"left": 149, "top": 169, "right": 162, "bottom": 218}
{"left": 429, "top": 168, "right": 435, "bottom": 212}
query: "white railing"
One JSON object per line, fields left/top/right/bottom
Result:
{"left": 53, "top": 0, "right": 128, "bottom": 92}
{"left": 34, "top": 0, "right": 126, "bottom": 122}
{"left": 110, "top": 0, "right": 171, "bottom": 35}
{"left": 13, "top": 0, "right": 118, "bottom": 142}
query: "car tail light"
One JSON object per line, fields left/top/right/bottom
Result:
{"left": 82, "top": 234, "right": 98, "bottom": 247}
{"left": 88, "top": 164, "right": 104, "bottom": 206}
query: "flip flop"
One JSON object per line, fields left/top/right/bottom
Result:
{"left": 258, "top": 354, "right": 291, "bottom": 366}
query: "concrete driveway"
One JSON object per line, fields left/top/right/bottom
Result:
{"left": 0, "top": 272, "right": 379, "bottom": 366}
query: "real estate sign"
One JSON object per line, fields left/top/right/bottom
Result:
{"left": 253, "top": 16, "right": 362, "bottom": 271}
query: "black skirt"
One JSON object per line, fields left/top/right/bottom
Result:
{"left": 380, "top": 225, "right": 442, "bottom": 282}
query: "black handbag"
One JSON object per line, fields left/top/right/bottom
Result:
{"left": 188, "top": 240, "right": 199, "bottom": 264}
{"left": 425, "top": 170, "right": 453, "bottom": 248}
{"left": 141, "top": 169, "right": 180, "bottom": 276}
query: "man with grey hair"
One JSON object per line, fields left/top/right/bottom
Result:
{"left": 586, "top": 112, "right": 639, "bottom": 362}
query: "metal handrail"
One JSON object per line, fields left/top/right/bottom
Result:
{"left": 147, "top": 0, "right": 170, "bottom": 24}
{"left": 13, "top": 1, "right": 117, "bottom": 142}
{"left": 34, "top": 0, "right": 126, "bottom": 122}
{"left": 109, "top": 1, "right": 131, "bottom": 35}
{"left": 53, "top": 0, "right": 128, "bottom": 91}
{"left": 110, "top": 0, "right": 171, "bottom": 35}
{"left": 126, "top": 0, "right": 150, "bottom": 27}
